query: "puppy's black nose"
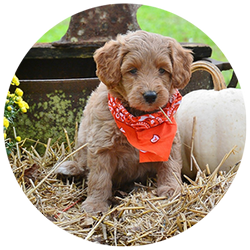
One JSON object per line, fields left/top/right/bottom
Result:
{"left": 143, "top": 91, "right": 157, "bottom": 103}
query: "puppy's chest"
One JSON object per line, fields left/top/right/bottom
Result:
{"left": 87, "top": 117, "right": 138, "bottom": 155}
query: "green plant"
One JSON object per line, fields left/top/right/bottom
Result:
{"left": 37, "top": 18, "right": 70, "bottom": 43}
{"left": 4, "top": 75, "right": 29, "bottom": 154}
{"left": 137, "top": 5, "right": 226, "bottom": 62}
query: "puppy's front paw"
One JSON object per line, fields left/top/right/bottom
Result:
{"left": 157, "top": 184, "right": 181, "bottom": 198}
{"left": 55, "top": 161, "right": 84, "bottom": 176}
{"left": 81, "top": 198, "right": 109, "bottom": 214}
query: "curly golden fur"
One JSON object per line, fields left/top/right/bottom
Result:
{"left": 56, "top": 30, "right": 193, "bottom": 213}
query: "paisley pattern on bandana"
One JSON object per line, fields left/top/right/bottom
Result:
{"left": 108, "top": 90, "right": 182, "bottom": 163}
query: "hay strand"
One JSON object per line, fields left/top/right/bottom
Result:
{"left": 26, "top": 142, "right": 88, "bottom": 197}
{"left": 159, "top": 106, "right": 172, "bottom": 123}
{"left": 85, "top": 204, "right": 124, "bottom": 240}
{"left": 9, "top": 137, "right": 239, "bottom": 246}
{"left": 63, "top": 128, "right": 73, "bottom": 160}
{"left": 190, "top": 116, "right": 196, "bottom": 171}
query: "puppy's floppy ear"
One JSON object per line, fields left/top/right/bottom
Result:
{"left": 94, "top": 39, "right": 122, "bottom": 89}
{"left": 169, "top": 39, "right": 193, "bottom": 89}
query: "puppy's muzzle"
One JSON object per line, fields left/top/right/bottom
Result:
{"left": 143, "top": 91, "right": 157, "bottom": 103}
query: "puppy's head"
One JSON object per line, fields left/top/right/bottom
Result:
{"left": 94, "top": 30, "right": 193, "bottom": 112}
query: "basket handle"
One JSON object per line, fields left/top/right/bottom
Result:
{"left": 191, "top": 61, "right": 227, "bottom": 90}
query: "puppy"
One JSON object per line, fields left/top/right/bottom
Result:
{"left": 56, "top": 30, "right": 193, "bottom": 213}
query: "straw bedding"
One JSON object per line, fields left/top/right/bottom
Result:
{"left": 9, "top": 135, "right": 239, "bottom": 246}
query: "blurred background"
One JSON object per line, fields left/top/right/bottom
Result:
{"left": 9, "top": 4, "right": 234, "bottom": 145}
{"left": 36, "top": 3, "right": 225, "bottom": 60}
{"left": 37, "top": 5, "right": 227, "bottom": 62}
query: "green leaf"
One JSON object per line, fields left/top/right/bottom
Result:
{"left": 4, "top": 148, "right": 11, "bottom": 159}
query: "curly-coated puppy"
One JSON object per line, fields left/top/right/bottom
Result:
{"left": 56, "top": 30, "right": 193, "bottom": 213}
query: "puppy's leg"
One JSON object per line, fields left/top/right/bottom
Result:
{"left": 156, "top": 131, "right": 182, "bottom": 198}
{"left": 81, "top": 152, "right": 116, "bottom": 214}
{"left": 55, "top": 146, "right": 87, "bottom": 177}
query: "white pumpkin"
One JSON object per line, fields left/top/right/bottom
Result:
{"left": 176, "top": 61, "right": 246, "bottom": 179}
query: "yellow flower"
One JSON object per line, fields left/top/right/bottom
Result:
{"left": 15, "top": 96, "right": 22, "bottom": 103}
{"left": 17, "top": 100, "right": 29, "bottom": 110}
{"left": 7, "top": 106, "right": 12, "bottom": 111}
{"left": 3, "top": 117, "right": 9, "bottom": 128}
{"left": 20, "top": 107, "right": 27, "bottom": 113}
{"left": 15, "top": 136, "right": 21, "bottom": 142}
{"left": 15, "top": 88, "right": 23, "bottom": 97}
{"left": 5, "top": 90, "right": 15, "bottom": 98}
{"left": 24, "top": 101, "right": 29, "bottom": 109}
{"left": 11, "top": 75, "right": 20, "bottom": 86}
{"left": 4, "top": 133, "right": 7, "bottom": 139}
{"left": 18, "top": 101, "right": 25, "bottom": 108}
{"left": 7, "top": 91, "right": 10, "bottom": 97}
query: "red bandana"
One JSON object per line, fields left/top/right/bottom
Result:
{"left": 108, "top": 90, "right": 182, "bottom": 163}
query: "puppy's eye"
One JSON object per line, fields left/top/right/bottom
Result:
{"left": 159, "top": 68, "right": 166, "bottom": 74}
{"left": 129, "top": 68, "right": 138, "bottom": 75}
